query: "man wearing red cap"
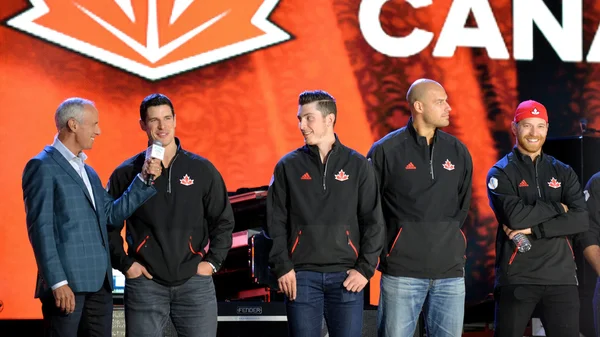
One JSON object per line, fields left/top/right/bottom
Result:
{"left": 487, "top": 100, "right": 589, "bottom": 336}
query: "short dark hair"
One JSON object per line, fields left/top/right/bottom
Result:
{"left": 298, "top": 90, "right": 337, "bottom": 125}
{"left": 140, "top": 93, "right": 175, "bottom": 121}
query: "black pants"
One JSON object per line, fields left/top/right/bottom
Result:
{"left": 40, "top": 277, "right": 113, "bottom": 337}
{"left": 494, "top": 284, "right": 579, "bottom": 337}
{"left": 593, "top": 278, "right": 600, "bottom": 336}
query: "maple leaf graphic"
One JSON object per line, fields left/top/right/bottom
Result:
{"left": 443, "top": 159, "right": 455, "bottom": 171}
{"left": 548, "top": 177, "right": 561, "bottom": 188}
{"left": 335, "top": 170, "right": 349, "bottom": 181}
{"left": 6, "top": 0, "right": 291, "bottom": 80}
{"left": 180, "top": 174, "right": 194, "bottom": 186}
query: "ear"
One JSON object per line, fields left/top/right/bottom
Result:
{"left": 67, "top": 118, "right": 78, "bottom": 132}
{"left": 510, "top": 121, "right": 518, "bottom": 136}
{"left": 139, "top": 119, "right": 147, "bottom": 131}
{"left": 413, "top": 101, "right": 424, "bottom": 114}
{"left": 327, "top": 113, "right": 335, "bottom": 127}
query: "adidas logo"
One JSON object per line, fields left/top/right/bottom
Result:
{"left": 405, "top": 162, "right": 416, "bottom": 170}
{"left": 518, "top": 180, "right": 529, "bottom": 187}
{"left": 301, "top": 173, "right": 312, "bottom": 180}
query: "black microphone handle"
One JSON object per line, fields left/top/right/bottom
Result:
{"left": 146, "top": 174, "right": 155, "bottom": 186}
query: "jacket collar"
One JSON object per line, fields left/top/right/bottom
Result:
{"left": 306, "top": 133, "right": 342, "bottom": 157}
{"left": 512, "top": 146, "right": 544, "bottom": 164}
{"left": 407, "top": 117, "right": 438, "bottom": 146}
{"left": 147, "top": 137, "right": 183, "bottom": 154}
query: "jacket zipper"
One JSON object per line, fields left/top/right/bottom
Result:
{"left": 534, "top": 160, "right": 541, "bottom": 198}
{"left": 565, "top": 237, "right": 574, "bottom": 259}
{"left": 188, "top": 236, "right": 204, "bottom": 257}
{"left": 167, "top": 154, "right": 179, "bottom": 194}
{"left": 346, "top": 230, "right": 359, "bottom": 258}
{"left": 460, "top": 229, "right": 467, "bottom": 259}
{"left": 429, "top": 144, "right": 435, "bottom": 180}
{"left": 322, "top": 155, "right": 330, "bottom": 191}
{"left": 291, "top": 230, "right": 302, "bottom": 254}
{"left": 136, "top": 235, "right": 150, "bottom": 253}
{"left": 386, "top": 228, "right": 403, "bottom": 257}
{"left": 508, "top": 247, "right": 518, "bottom": 265}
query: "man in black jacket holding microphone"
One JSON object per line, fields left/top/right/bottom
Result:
{"left": 107, "top": 93, "right": 235, "bottom": 337}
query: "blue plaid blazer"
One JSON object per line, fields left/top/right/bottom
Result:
{"left": 22, "top": 146, "right": 156, "bottom": 298}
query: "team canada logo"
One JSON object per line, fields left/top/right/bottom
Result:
{"left": 531, "top": 108, "right": 540, "bottom": 115}
{"left": 334, "top": 170, "right": 349, "bottom": 182}
{"left": 180, "top": 174, "right": 194, "bottom": 186}
{"left": 442, "top": 159, "right": 455, "bottom": 171}
{"left": 547, "top": 177, "right": 561, "bottom": 189}
{"left": 6, "top": 0, "right": 291, "bottom": 81}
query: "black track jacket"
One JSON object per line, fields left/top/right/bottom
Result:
{"left": 266, "top": 135, "right": 385, "bottom": 280}
{"left": 487, "top": 148, "right": 589, "bottom": 287}
{"left": 367, "top": 118, "right": 473, "bottom": 279}
{"left": 107, "top": 138, "right": 235, "bottom": 286}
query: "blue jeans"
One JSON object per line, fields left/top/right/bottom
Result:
{"left": 124, "top": 274, "right": 217, "bottom": 337}
{"left": 286, "top": 271, "right": 364, "bottom": 337}
{"left": 377, "top": 275, "right": 465, "bottom": 337}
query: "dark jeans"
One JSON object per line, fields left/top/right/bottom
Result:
{"left": 286, "top": 271, "right": 364, "bottom": 337}
{"left": 124, "top": 274, "right": 217, "bottom": 337}
{"left": 40, "top": 277, "right": 113, "bottom": 337}
{"left": 494, "top": 284, "right": 579, "bottom": 337}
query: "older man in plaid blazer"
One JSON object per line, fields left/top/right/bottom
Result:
{"left": 22, "top": 98, "right": 162, "bottom": 337}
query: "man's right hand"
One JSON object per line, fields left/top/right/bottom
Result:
{"left": 278, "top": 270, "right": 296, "bottom": 301}
{"left": 140, "top": 158, "right": 162, "bottom": 182}
{"left": 52, "top": 284, "right": 75, "bottom": 314}
{"left": 561, "top": 203, "right": 569, "bottom": 212}
{"left": 125, "top": 262, "right": 153, "bottom": 279}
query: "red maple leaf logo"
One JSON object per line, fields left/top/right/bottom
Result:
{"left": 548, "top": 177, "right": 561, "bottom": 189}
{"left": 180, "top": 174, "right": 194, "bottom": 186}
{"left": 442, "top": 159, "right": 455, "bottom": 171}
{"left": 6, "top": 0, "right": 290, "bottom": 80}
{"left": 334, "top": 169, "right": 349, "bottom": 182}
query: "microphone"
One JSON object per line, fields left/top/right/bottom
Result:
{"left": 580, "top": 118, "right": 600, "bottom": 134}
{"left": 145, "top": 140, "right": 165, "bottom": 186}
{"left": 580, "top": 118, "right": 588, "bottom": 134}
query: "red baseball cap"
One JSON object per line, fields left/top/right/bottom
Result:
{"left": 514, "top": 100, "right": 548, "bottom": 123}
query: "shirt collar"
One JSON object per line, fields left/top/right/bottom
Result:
{"left": 52, "top": 135, "right": 87, "bottom": 163}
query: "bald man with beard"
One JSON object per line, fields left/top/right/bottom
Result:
{"left": 367, "top": 79, "right": 473, "bottom": 337}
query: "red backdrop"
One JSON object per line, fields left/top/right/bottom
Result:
{"left": 2, "top": 0, "right": 600, "bottom": 319}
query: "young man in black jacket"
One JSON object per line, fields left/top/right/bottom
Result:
{"left": 368, "top": 79, "right": 473, "bottom": 337}
{"left": 266, "top": 90, "right": 385, "bottom": 337}
{"left": 107, "top": 94, "right": 235, "bottom": 337}
{"left": 487, "top": 100, "right": 589, "bottom": 337}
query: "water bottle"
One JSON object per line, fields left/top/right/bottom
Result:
{"left": 513, "top": 233, "right": 532, "bottom": 253}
